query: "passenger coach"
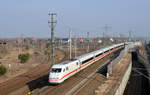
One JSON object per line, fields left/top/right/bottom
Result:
{"left": 49, "top": 43, "right": 125, "bottom": 84}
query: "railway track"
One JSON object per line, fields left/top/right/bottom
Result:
{"left": 31, "top": 55, "right": 111, "bottom": 95}
{"left": 0, "top": 48, "right": 67, "bottom": 95}
{"left": 0, "top": 46, "right": 98, "bottom": 95}
{"left": 29, "top": 49, "right": 123, "bottom": 95}
{"left": 0, "top": 47, "right": 122, "bottom": 95}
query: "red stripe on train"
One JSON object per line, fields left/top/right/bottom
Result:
{"left": 49, "top": 46, "right": 123, "bottom": 82}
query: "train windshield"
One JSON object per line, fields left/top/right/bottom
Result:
{"left": 51, "top": 68, "right": 62, "bottom": 73}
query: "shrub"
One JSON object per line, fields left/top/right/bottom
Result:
{"left": 18, "top": 53, "right": 30, "bottom": 63}
{"left": 0, "top": 65, "right": 7, "bottom": 75}
{"left": 44, "top": 50, "right": 48, "bottom": 55}
{"left": 25, "top": 45, "right": 29, "bottom": 50}
{"left": 34, "top": 51, "right": 39, "bottom": 55}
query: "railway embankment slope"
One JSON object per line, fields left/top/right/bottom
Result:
{"left": 123, "top": 44, "right": 150, "bottom": 95}
{"left": 95, "top": 52, "right": 131, "bottom": 95}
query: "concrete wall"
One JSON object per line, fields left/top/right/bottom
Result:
{"left": 114, "top": 61, "right": 132, "bottom": 95}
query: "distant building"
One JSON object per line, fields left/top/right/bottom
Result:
{"left": 61, "top": 38, "right": 70, "bottom": 43}
{"left": 94, "top": 38, "right": 102, "bottom": 43}
{"left": 110, "top": 38, "right": 114, "bottom": 42}
{"left": 113, "top": 37, "right": 129, "bottom": 42}
{"left": 0, "top": 38, "right": 22, "bottom": 44}
{"left": 0, "top": 37, "right": 38, "bottom": 44}
{"left": 78, "top": 38, "right": 85, "bottom": 43}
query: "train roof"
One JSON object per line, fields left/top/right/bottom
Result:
{"left": 75, "top": 51, "right": 94, "bottom": 60}
{"left": 51, "top": 59, "right": 78, "bottom": 68}
{"left": 76, "top": 43, "right": 120, "bottom": 61}
{"left": 51, "top": 43, "right": 124, "bottom": 68}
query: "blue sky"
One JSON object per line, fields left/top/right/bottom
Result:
{"left": 0, "top": 0, "right": 150, "bottom": 38}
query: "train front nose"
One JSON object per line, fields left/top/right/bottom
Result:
{"left": 49, "top": 68, "right": 62, "bottom": 84}
{"left": 49, "top": 73, "right": 61, "bottom": 83}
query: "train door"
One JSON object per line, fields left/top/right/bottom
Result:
{"left": 77, "top": 60, "right": 82, "bottom": 72}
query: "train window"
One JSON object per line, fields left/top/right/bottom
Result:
{"left": 104, "top": 50, "right": 109, "bottom": 53}
{"left": 95, "top": 53, "right": 102, "bottom": 57}
{"left": 63, "top": 69, "right": 65, "bottom": 72}
{"left": 76, "top": 62, "right": 78, "bottom": 65}
{"left": 51, "top": 68, "right": 62, "bottom": 73}
{"left": 82, "top": 57, "right": 93, "bottom": 64}
{"left": 66, "top": 67, "right": 69, "bottom": 70}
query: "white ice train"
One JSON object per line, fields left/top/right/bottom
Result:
{"left": 49, "top": 43, "right": 125, "bottom": 84}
